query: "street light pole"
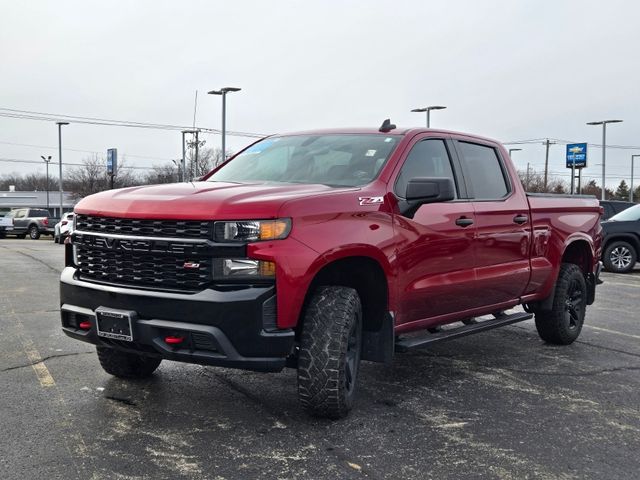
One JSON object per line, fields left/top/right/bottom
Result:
{"left": 56, "top": 122, "right": 69, "bottom": 217}
{"left": 411, "top": 106, "right": 446, "bottom": 128}
{"left": 208, "top": 87, "right": 241, "bottom": 161}
{"left": 587, "top": 119, "right": 623, "bottom": 200}
{"left": 41, "top": 155, "right": 51, "bottom": 213}
{"left": 631, "top": 154, "right": 640, "bottom": 202}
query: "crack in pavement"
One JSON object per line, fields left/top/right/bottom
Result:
{"left": 0, "top": 244, "right": 63, "bottom": 274}
{"left": 1, "top": 351, "right": 94, "bottom": 372}
{"left": 209, "top": 370, "right": 384, "bottom": 480}
{"left": 498, "top": 365, "right": 640, "bottom": 377}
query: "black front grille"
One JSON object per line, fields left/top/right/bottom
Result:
{"left": 76, "top": 215, "right": 212, "bottom": 239}
{"left": 76, "top": 245, "right": 212, "bottom": 292}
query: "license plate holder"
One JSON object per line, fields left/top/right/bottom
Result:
{"left": 95, "top": 307, "right": 136, "bottom": 342}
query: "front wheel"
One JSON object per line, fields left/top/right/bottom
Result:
{"left": 29, "top": 225, "right": 40, "bottom": 240}
{"left": 535, "top": 263, "right": 587, "bottom": 345}
{"left": 603, "top": 240, "right": 636, "bottom": 273}
{"left": 297, "top": 286, "right": 362, "bottom": 419}
{"left": 97, "top": 347, "right": 162, "bottom": 378}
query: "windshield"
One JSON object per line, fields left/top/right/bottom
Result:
{"left": 609, "top": 204, "right": 640, "bottom": 222}
{"left": 208, "top": 134, "right": 400, "bottom": 187}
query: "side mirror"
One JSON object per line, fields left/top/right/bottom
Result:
{"left": 406, "top": 177, "right": 455, "bottom": 203}
{"left": 401, "top": 177, "right": 455, "bottom": 218}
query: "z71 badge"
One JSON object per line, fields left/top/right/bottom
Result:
{"left": 358, "top": 196, "right": 384, "bottom": 206}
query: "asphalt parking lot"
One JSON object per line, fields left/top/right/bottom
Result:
{"left": 1, "top": 238, "right": 639, "bottom": 480}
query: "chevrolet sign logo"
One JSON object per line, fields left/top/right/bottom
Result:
{"left": 569, "top": 146, "right": 584, "bottom": 154}
{"left": 79, "top": 235, "right": 197, "bottom": 255}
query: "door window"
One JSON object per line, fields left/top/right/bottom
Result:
{"left": 458, "top": 142, "right": 509, "bottom": 199}
{"left": 395, "top": 139, "right": 457, "bottom": 198}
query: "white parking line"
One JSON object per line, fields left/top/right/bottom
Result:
{"left": 584, "top": 324, "right": 640, "bottom": 341}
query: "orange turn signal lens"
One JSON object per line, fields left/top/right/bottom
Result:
{"left": 259, "top": 219, "right": 291, "bottom": 241}
{"left": 258, "top": 260, "right": 276, "bottom": 277}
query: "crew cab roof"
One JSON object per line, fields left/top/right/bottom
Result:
{"left": 270, "top": 127, "right": 502, "bottom": 145}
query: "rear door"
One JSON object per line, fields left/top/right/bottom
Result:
{"left": 393, "top": 135, "right": 478, "bottom": 326}
{"left": 453, "top": 137, "right": 532, "bottom": 307}
{"left": 13, "top": 209, "right": 27, "bottom": 231}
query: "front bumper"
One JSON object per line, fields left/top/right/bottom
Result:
{"left": 60, "top": 267, "right": 294, "bottom": 372}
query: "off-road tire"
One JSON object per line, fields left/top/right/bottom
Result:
{"left": 535, "top": 263, "right": 587, "bottom": 345}
{"left": 297, "top": 286, "right": 362, "bottom": 419}
{"left": 96, "top": 346, "right": 161, "bottom": 378}
{"left": 29, "top": 225, "right": 40, "bottom": 240}
{"left": 603, "top": 240, "right": 636, "bottom": 273}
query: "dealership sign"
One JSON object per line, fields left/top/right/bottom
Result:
{"left": 566, "top": 143, "right": 587, "bottom": 169}
{"left": 107, "top": 148, "right": 118, "bottom": 176}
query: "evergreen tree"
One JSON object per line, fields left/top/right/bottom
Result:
{"left": 614, "top": 180, "right": 630, "bottom": 201}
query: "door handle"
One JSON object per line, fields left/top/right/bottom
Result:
{"left": 513, "top": 214, "right": 528, "bottom": 225}
{"left": 455, "top": 216, "right": 474, "bottom": 227}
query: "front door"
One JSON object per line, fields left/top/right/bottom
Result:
{"left": 393, "top": 136, "right": 477, "bottom": 329}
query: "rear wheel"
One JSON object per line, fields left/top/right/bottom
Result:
{"left": 535, "top": 263, "right": 586, "bottom": 345}
{"left": 297, "top": 286, "right": 362, "bottom": 419}
{"left": 96, "top": 347, "right": 161, "bottom": 378}
{"left": 29, "top": 225, "right": 40, "bottom": 240}
{"left": 603, "top": 240, "right": 636, "bottom": 273}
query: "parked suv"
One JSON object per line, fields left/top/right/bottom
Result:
{"left": 601, "top": 204, "right": 640, "bottom": 273}
{"left": 61, "top": 124, "right": 601, "bottom": 418}
{"left": 8, "top": 208, "right": 55, "bottom": 239}
{"left": 600, "top": 200, "right": 634, "bottom": 221}
{"left": 54, "top": 212, "right": 75, "bottom": 244}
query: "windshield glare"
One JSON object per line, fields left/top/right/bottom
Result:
{"left": 208, "top": 134, "right": 400, "bottom": 187}
{"left": 609, "top": 204, "right": 640, "bottom": 221}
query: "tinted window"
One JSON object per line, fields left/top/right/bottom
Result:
{"left": 29, "top": 209, "right": 50, "bottom": 217}
{"left": 609, "top": 204, "right": 640, "bottom": 222}
{"left": 458, "top": 142, "right": 509, "bottom": 199}
{"left": 603, "top": 204, "right": 614, "bottom": 219}
{"left": 395, "top": 139, "right": 456, "bottom": 198}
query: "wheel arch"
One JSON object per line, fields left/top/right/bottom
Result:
{"left": 299, "top": 253, "right": 394, "bottom": 364}
{"left": 602, "top": 233, "right": 640, "bottom": 257}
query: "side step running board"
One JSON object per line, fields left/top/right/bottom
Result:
{"left": 395, "top": 312, "right": 533, "bottom": 352}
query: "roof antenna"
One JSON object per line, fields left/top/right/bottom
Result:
{"left": 379, "top": 119, "right": 396, "bottom": 132}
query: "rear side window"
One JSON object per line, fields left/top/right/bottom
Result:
{"left": 395, "top": 139, "right": 457, "bottom": 198}
{"left": 29, "top": 209, "right": 49, "bottom": 217}
{"left": 458, "top": 142, "right": 509, "bottom": 199}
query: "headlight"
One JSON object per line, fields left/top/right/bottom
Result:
{"left": 214, "top": 219, "right": 291, "bottom": 242}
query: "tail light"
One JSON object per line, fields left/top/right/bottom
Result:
{"left": 43, "top": 218, "right": 49, "bottom": 226}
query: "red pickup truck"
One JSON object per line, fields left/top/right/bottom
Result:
{"left": 60, "top": 122, "right": 602, "bottom": 418}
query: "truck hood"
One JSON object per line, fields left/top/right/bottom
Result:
{"left": 74, "top": 181, "right": 355, "bottom": 220}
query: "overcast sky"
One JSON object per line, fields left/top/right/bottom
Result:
{"left": 1, "top": 0, "right": 639, "bottom": 188}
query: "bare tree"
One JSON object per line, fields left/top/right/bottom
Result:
{"left": 581, "top": 179, "right": 615, "bottom": 199}
{"left": 144, "top": 163, "right": 179, "bottom": 185}
{"left": 186, "top": 147, "right": 226, "bottom": 179}
{"left": 0, "top": 172, "right": 60, "bottom": 191}
{"left": 65, "top": 154, "right": 141, "bottom": 198}
{"left": 517, "top": 168, "right": 567, "bottom": 194}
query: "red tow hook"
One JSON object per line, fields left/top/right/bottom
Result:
{"left": 164, "top": 335, "right": 184, "bottom": 345}
{"left": 78, "top": 321, "right": 92, "bottom": 330}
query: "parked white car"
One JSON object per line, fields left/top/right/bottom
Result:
{"left": 0, "top": 213, "right": 14, "bottom": 238}
{"left": 54, "top": 212, "right": 75, "bottom": 243}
